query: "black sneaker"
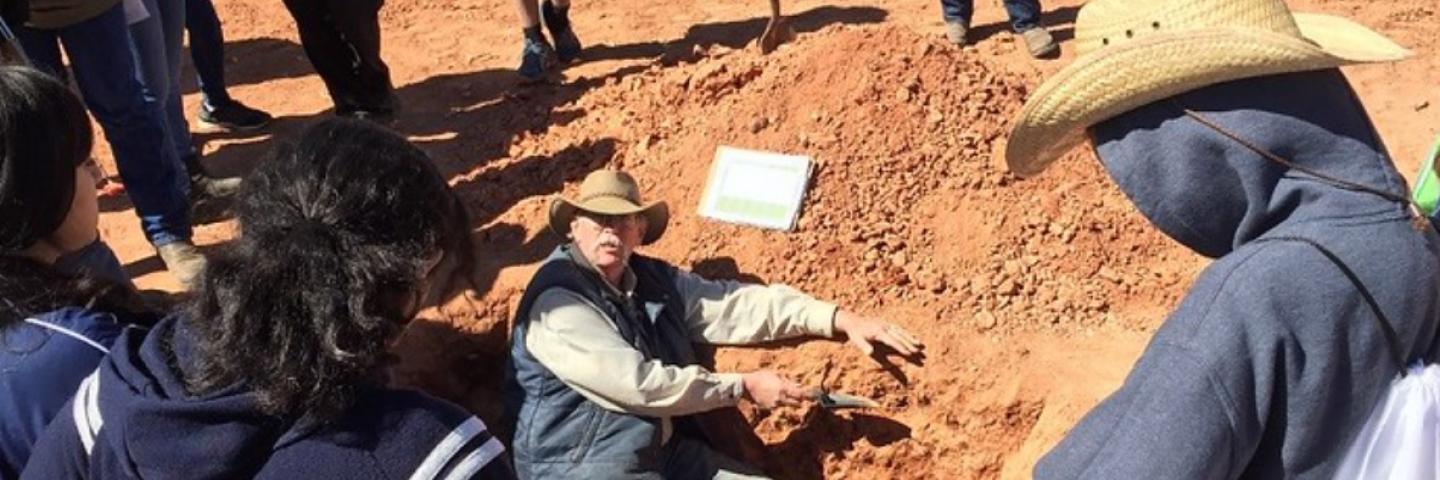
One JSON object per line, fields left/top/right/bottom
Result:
{"left": 336, "top": 93, "right": 400, "bottom": 125}
{"left": 198, "top": 100, "right": 273, "bottom": 132}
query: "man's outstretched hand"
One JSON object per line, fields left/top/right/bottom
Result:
{"left": 833, "top": 310, "right": 925, "bottom": 358}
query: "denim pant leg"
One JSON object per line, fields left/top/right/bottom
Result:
{"left": 661, "top": 436, "right": 770, "bottom": 480}
{"left": 130, "top": 0, "right": 196, "bottom": 164}
{"left": 185, "top": 0, "right": 230, "bottom": 107}
{"left": 23, "top": 5, "right": 191, "bottom": 246}
{"left": 1003, "top": 0, "right": 1043, "bottom": 31}
{"left": 939, "top": 0, "right": 972, "bottom": 24}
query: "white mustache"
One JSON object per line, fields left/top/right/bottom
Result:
{"left": 598, "top": 238, "right": 622, "bottom": 249}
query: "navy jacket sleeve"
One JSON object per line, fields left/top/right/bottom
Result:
{"left": 20, "top": 397, "right": 88, "bottom": 480}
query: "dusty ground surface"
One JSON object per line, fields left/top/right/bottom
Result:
{"left": 92, "top": 0, "right": 1439, "bottom": 478}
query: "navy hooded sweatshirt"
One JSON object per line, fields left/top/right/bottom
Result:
{"left": 20, "top": 315, "right": 517, "bottom": 480}
{"left": 1035, "top": 70, "right": 1440, "bottom": 479}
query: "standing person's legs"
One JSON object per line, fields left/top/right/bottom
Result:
{"left": 541, "top": 0, "right": 580, "bottom": 62}
{"left": 282, "top": 0, "right": 363, "bottom": 112}
{"left": 1002, "top": 0, "right": 1042, "bottom": 32}
{"left": 185, "top": 0, "right": 272, "bottom": 131}
{"left": 939, "top": 0, "right": 973, "bottom": 45}
{"left": 184, "top": 0, "right": 229, "bottom": 106}
{"left": 1003, "top": 0, "right": 1055, "bottom": 57}
{"left": 323, "top": 0, "right": 394, "bottom": 114}
{"left": 129, "top": 0, "right": 192, "bottom": 166}
{"left": 130, "top": 0, "right": 239, "bottom": 207}
{"left": 513, "top": 0, "right": 554, "bottom": 81}
{"left": 24, "top": 6, "right": 193, "bottom": 249}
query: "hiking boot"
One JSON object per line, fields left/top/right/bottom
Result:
{"left": 156, "top": 241, "right": 206, "bottom": 289}
{"left": 542, "top": 0, "right": 582, "bottom": 63}
{"left": 198, "top": 100, "right": 273, "bottom": 132}
{"left": 1020, "top": 27, "right": 1058, "bottom": 58}
{"left": 518, "top": 34, "right": 557, "bottom": 82}
{"left": 944, "top": 20, "right": 969, "bottom": 46}
{"left": 184, "top": 155, "right": 240, "bottom": 224}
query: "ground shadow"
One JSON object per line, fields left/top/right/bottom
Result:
{"left": 968, "top": 4, "right": 1080, "bottom": 47}
{"left": 391, "top": 313, "right": 514, "bottom": 431}
{"left": 179, "top": 37, "right": 314, "bottom": 96}
{"left": 762, "top": 410, "right": 913, "bottom": 479}
{"left": 583, "top": 6, "right": 888, "bottom": 66}
{"left": 691, "top": 256, "right": 769, "bottom": 284}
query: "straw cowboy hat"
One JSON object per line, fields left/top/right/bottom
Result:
{"left": 1005, "top": 0, "right": 1410, "bottom": 177}
{"left": 550, "top": 170, "right": 670, "bottom": 245}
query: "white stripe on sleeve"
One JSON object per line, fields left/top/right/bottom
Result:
{"left": 71, "top": 370, "right": 100, "bottom": 454}
{"left": 24, "top": 317, "right": 109, "bottom": 353}
{"left": 409, "top": 416, "right": 485, "bottom": 480}
{"left": 441, "top": 437, "right": 506, "bottom": 480}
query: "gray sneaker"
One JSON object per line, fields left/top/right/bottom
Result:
{"left": 157, "top": 241, "right": 207, "bottom": 289}
{"left": 1020, "top": 27, "right": 1058, "bottom": 58}
{"left": 945, "top": 21, "right": 969, "bottom": 46}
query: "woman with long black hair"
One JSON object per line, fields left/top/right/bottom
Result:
{"left": 24, "top": 118, "right": 515, "bottom": 479}
{"left": 0, "top": 66, "right": 155, "bottom": 478}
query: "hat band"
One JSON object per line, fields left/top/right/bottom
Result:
{"left": 577, "top": 191, "right": 642, "bottom": 207}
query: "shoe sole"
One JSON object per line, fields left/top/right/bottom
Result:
{"left": 1029, "top": 42, "right": 1059, "bottom": 58}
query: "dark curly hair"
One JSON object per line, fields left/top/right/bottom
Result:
{"left": 0, "top": 66, "right": 144, "bottom": 327}
{"left": 184, "top": 118, "right": 475, "bottom": 421}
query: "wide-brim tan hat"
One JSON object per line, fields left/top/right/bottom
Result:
{"left": 549, "top": 170, "right": 670, "bottom": 245}
{"left": 1006, "top": 0, "right": 1410, "bottom": 177}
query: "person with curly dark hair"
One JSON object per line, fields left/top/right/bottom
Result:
{"left": 0, "top": 66, "right": 155, "bottom": 479}
{"left": 23, "top": 118, "right": 516, "bottom": 480}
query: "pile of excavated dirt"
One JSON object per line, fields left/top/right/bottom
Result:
{"left": 391, "top": 24, "right": 1206, "bottom": 479}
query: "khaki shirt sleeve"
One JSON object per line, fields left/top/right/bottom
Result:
{"left": 673, "top": 269, "right": 838, "bottom": 345}
{"left": 524, "top": 288, "right": 746, "bottom": 417}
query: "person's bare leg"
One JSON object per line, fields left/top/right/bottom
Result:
{"left": 514, "top": 0, "right": 541, "bottom": 28}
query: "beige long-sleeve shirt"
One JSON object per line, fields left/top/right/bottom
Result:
{"left": 524, "top": 253, "right": 837, "bottom": 443}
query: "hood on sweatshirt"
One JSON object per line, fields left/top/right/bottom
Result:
{"left": 91, "top": 316, "right": 287, "bottom": 478}
{"left": 1089, "top": 69, "right": 1412, "bottom": 259}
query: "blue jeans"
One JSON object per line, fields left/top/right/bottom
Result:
{"left": 16, "top": 4, "right": 192, "bottom": 246}
{"left": 130, "top": 0, "right": 197, "bottom": 164}
{"left": 940, "top": 0, "right": 1042, "bottom": 31}
{"left": 185, "top": 0, "right": 231, "bottom": 108}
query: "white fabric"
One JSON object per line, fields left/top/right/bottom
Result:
{"left": 1333, "top": 363, "right": 1440, "bottom": 479}
{"left": 71, "top": 370, "right": 102, "bottom": 455}
{"left": 440, "top": 437, "right": 506, "bottom": 480}
{"left": 23, "top": 317, "right": 109, "bottom": 353}
{"left": 122, "top": 0, "right": 150, "bottom": 25}
{"left": 409, "top": 416, "right": 484, "bottom": 480}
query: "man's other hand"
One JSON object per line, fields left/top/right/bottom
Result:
{"left": 741, "top": 370, "right": 810, "bottom": 409}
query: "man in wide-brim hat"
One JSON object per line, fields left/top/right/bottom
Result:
{"left": 1006, "top": 0, "right": 1440, "bottom": 477}
{"left": 503, "top": 169, "right": 924, "bottom": 479}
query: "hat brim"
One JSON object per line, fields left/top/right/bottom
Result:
{"left": 1006, "top": 14, "right": 1410, "bottom": 178}
{"left": 549, "top": 196, "right": 671, "bottom": 245}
